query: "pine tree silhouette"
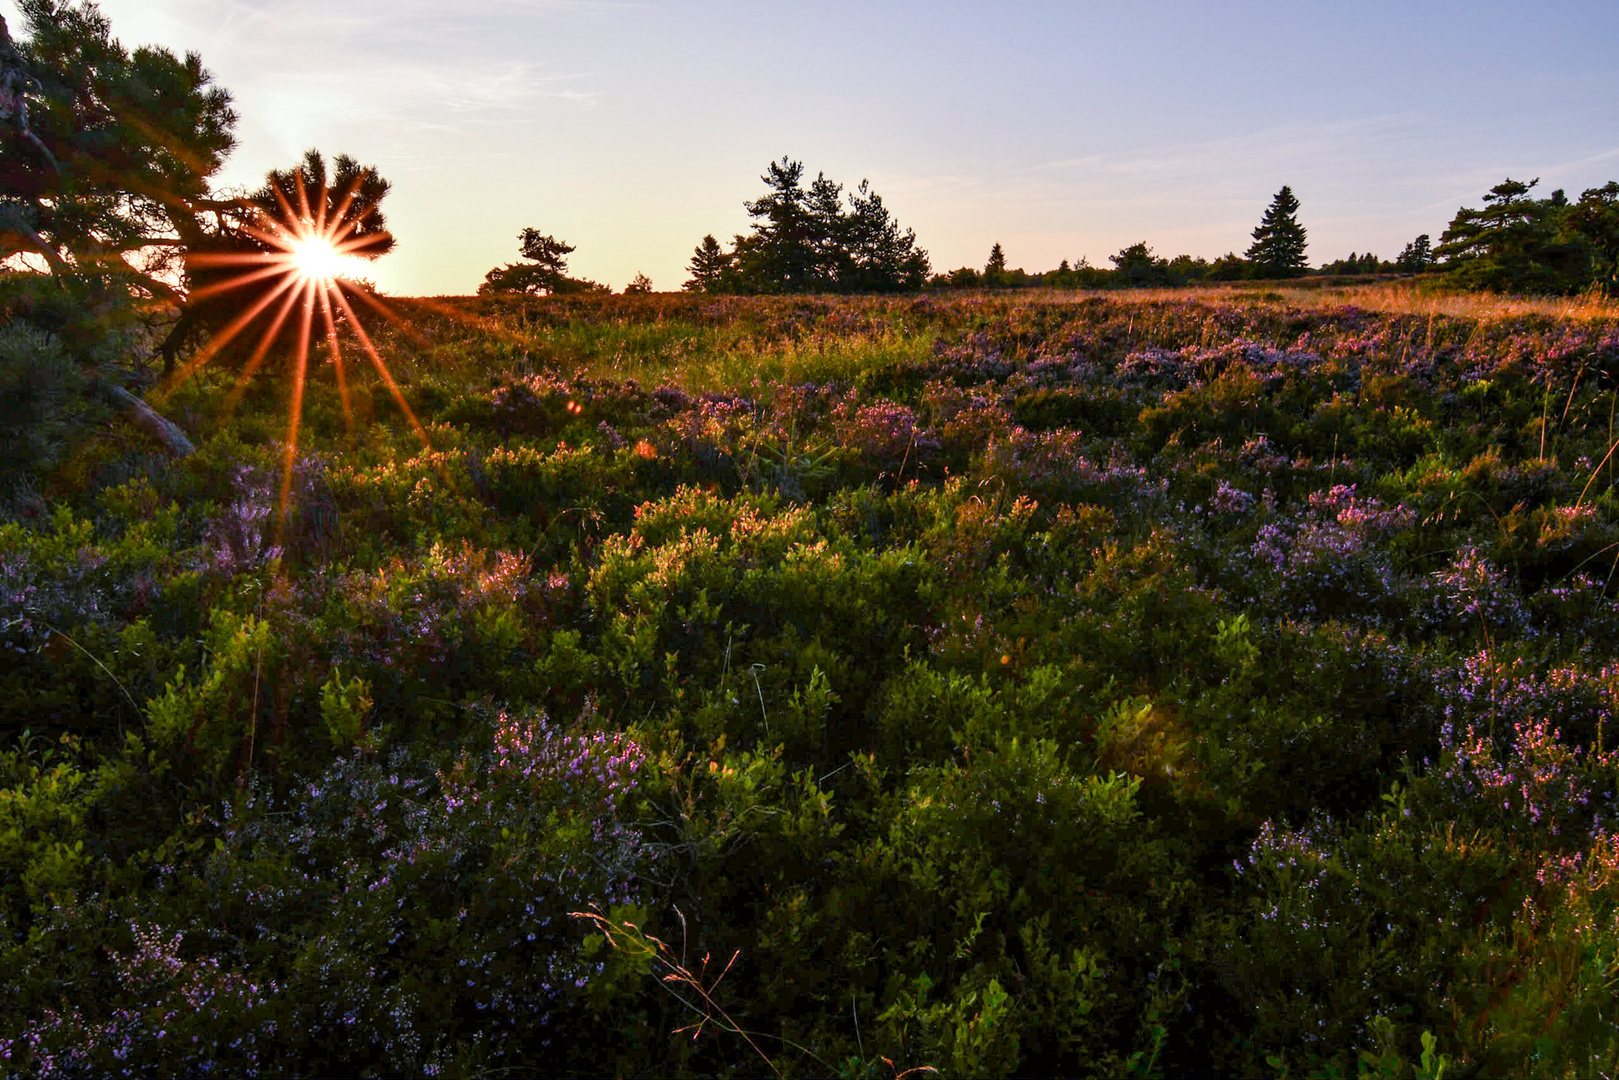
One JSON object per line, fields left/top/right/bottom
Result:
{"left": 1245, "top": 186, "right": 1308, "bottom": 278}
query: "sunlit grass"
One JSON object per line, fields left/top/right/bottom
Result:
{"left": 611, "top": 326, "right": 938, "bottom": 393}
{"left": 371, "top": 295, "right": 938, "bottom": 393}
{"left": 1030, "top": 281, "right": 1619, "bottom": 322}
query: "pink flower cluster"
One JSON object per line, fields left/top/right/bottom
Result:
{"left": 441, "top": 707, "right": 645, "bottom": 817}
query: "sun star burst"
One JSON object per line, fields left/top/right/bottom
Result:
{"left": 287, "top": 234, "right": 355, "bottom": 284}
{"left": 163, "top": 169, "right": 433, "bottom": 553}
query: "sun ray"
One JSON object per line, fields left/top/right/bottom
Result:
{"left": 293, "top": 172, "right": 314, "bottom": 230}
{"left": 157, "top": 272, "right": 303, "bottom": 399}
{"left": 343, "top": 283, "right": 430, "bottom": 348}
{"left": 219, "top": 282, "right": 306, "bottom": 420}
{"left": 236, "top": 220, "right": 305, "bottom": 250}
{"left": 266, "top": 182, "right": 304, "bottom": 243}
{"left": 311, "top": 172, "right": 329, "bottom": 237}
{"left": 317, "top": 281, "right": 354, "bottom": 433}
{"left": 332, "top": 285, "right": 433, "bottom": 449}
{"left": 324, "top": 178, "right": 362, "bottom": 243}
{"left": 392, "top": 294, "right": 536, "bottom": 349}
{"left": 181, "top": 261, "right": 291, "bottom": 303}
{"left": 275, "top": 285, "right": 317, "bottom": 549}
{"left": 182, "top": 251, "right": 285, "bottom": 268}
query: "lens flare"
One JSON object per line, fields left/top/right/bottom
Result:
{"left": 164, "top": 169, "right": 433, "bottom": 553}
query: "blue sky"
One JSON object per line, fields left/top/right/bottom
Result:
{"left": 11, "top": 1, "right": 1619, "bottom": 294}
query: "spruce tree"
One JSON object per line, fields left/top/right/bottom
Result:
{"left": 985, "top": 242, "right": 1007, "bottom": 276}
{"left": 1245, "top": 185, "right": 1309, "bottom": 278}
{"left": 683, "top": 234, "right": 730, "bottom": 292}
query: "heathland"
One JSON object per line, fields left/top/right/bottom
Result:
{"left": 6, "top": 284, "right": 1619, "bottom": 1077}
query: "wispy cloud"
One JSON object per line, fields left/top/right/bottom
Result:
{"left": 85, "top": 0, "right": 615, "bottom": 123}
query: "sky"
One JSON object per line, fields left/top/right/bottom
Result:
{"left": 9, "top": 0, "right": 1619, "bottom": 296}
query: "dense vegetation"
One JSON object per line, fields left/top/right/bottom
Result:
{"left": 6, "top": 284, "right": 1619, "bottom": 1076}
{"left": 1437, "top": 178, "right": 1619, "bottom": 297}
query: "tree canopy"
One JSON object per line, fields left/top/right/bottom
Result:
{"left": 684, "top": 156, "right": 929, "bottom": 294}
{"left": 1435, "top": 177, "right": 1619, "bottom": 294}
{"left": 480, "top": 228, "right": 605, "bottom": 296}
{"left": 1566, "top": 181, "right": 1619, "bottom": 294}
{"left": 1, "top": 0, "right": 248, "bottom": 475}
{"left": 2, "top": 0, "right": 237, "bottom": 301}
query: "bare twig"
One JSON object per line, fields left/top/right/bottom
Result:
{"left": 572, "top": 906, "right": 786, "bottom": 1078}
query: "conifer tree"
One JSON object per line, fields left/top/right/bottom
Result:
{"left": 741, "top": 156, "right": 815, "bottom": 292}
{"left": 2, "top": 1, "right": 236, "bottom": 296}
{"left": 1568, "top": 183, "right": 1619, "bottom": 294}
{"left": 2, "top": 1, "right": 237, "bottom": 467}
{"left": 805, "top": 171, "right": 848, "bottom": 289}
{"left": 1435, "top": 178, "right": 1567, "bottom": 292}
{"left": 479, "top": 229, "right": 603, "bottom": 295}
{"left": 691, "top": 158, "right": 929, "bottom": 294}
{"left": 985, "top": 242, "right": 1007, "bottom": 276}
{"left": 1395, "top": 234, "right": 1435, "bottom": 272}
{"left": 1245, "top": 185, "right": 1309, "bottom": 278}
{"left": 839, "top": 179, "right": 929, "bottom": 292}
{"left": 683, "top": 234, "right": 730, "bottom": 292}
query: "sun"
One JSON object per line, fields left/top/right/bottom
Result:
{"left": 288, "top": 235, "right": 353, "bottom": 284}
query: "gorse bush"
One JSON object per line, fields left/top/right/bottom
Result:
{"left": 7, "top": 287, "right": 1619, "bottom": 1076}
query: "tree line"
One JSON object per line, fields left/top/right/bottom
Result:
{"left": 929, "top": 185, "right": 1435, "bottom": 291}
{"left": 466, "top": 164, "right": 1619, "bottom": 301}
{"left": 1434, "top": 177, "right": 1619, "bottom": 295}
{"left": 666, "top": 172, "right": 1619, "bottom": 297}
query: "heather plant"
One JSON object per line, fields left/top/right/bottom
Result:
{"left": 9, "top": 287, "right": 1619, "bottom": 1076}
{"left": 3, "top": 703, "right": 653, "bottom": 1077}
{"left": 0, "top": 917, "right": 284, "bottom": 1079}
